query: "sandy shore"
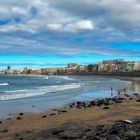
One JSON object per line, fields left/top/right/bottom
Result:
{"left": 0, "top": 93, "right": 140, "bottom": 140}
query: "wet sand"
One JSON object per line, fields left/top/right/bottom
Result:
{"left": 0, "top": 93, "right": 140, "bottom": 140}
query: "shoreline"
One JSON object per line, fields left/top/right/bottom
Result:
{"left": 0, "top": 76, "right": 140, "bottom": 139}
{"left": 0, "top": 76, "right": 139, "bottom": 117}
{"left": 0, "top": 93, "right": 140, "bottom": 140}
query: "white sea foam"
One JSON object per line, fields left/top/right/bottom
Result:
{"left": 0, "top": 83, "right": 82, "bottom": 101}
{"left": 0, "top": 83, "right": 10, "bottom": 86}
{"left": 57, "top": 76, "right": 76, "bottom": 81}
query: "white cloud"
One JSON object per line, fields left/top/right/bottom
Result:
{"left": 65, "top": 20, "right": 94, "bottom": 32}
{"left": 0, "top": 0, "right": 139, "bottom": 34}
{"left": 0, "top": 0, "right": 140, "bottom": 57}
{"left": 47, "top": 23, "right": 62, "bottom": 31}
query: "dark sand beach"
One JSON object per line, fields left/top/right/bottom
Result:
{"left": 0, "top": 93, "right": 140, "bottom": 140}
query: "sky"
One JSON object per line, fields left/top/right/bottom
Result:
{"left": 0, "top": 0, "right": 140, "bottom": 69}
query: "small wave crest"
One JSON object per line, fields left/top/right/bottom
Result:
{"left": 0, "top": 83, "right": 83, "bottom": 101}
{"left": 0, "top": 83, "right": 10, "bottom": 86}
{"left": 57, "top": 76, "right": 76, "bottom": 81}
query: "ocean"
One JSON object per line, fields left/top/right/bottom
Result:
{"left": 0, "top": 75, "right": 139, "bottom": 117}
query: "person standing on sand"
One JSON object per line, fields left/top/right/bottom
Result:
{"left": 117, "top": 90, "right": 121, "bottom": 96}
{"left": 123, "top": 88, "right": 126, "bottom": 94}
{"left": 111, "top": 87, "right": 113, "bottom": 96}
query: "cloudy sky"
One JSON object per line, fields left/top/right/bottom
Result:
{"left": 0, "top": 0, "right": 140, "bottom": 69}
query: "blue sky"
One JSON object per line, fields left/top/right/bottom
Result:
{"left": 0, "top": 0, "right": 140, "bottom": 69}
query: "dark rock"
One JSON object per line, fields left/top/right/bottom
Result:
{"left": 49, "top": 113, "right": 56, "bottom": 116}
{"left": 117, "top": 97, "right": 124, "bottom": 100}
{"left": 61, "top": 110, "right": 67, "bottom": 113}
{"left": 1, "top": 129, "right": 8, "bottom": 133}
{"left": 134, "top": 93, "right": 138, "bottom": 96}
{"left": 135, "top": 136, "right": 140, "bottom": 140}
{"left": 109, "top": 128, "right": 119, "bottom": 135}
{"left": 90, "top": 101, "right": 96, "bottom": 106}
{"left": 19, "top": 113, "right": 24, "bottom": 116}
{"left": 136, "top": 99, "right": 140, "bottom": 102}
{"left": 84, "top": 128, "right": 91, "bottom": 132}
{"left": 52, "top": 129, "right": 64, "bottom": 135}
{"left": 26, "top": 130, "right": 31, "bottom": 133}
{"left": 133, "top": 118, "right": 140, "bottom": 123}
{"left": 106, "top": 135, "right": 121, "bottom": 140}
{"left": 103, "top": 106, "right": 110, "bottom": 109}
{"left": 42, "top": 115, "right": 47, "bottom": 118}
{"left": 0, "top": 121, "right": 2, "bottom": 124}
{"left": 16, "top": 117, "right": 22, "bottom": 120}
{"left": 104, "top": 102, "right": 110, "bottom": 106}
{"left": 96, "top": 100, "right": 104, "bottom": 106}
{"left": 115, "top": 100, "right": 123, "bottom": 103}
{"left": 59, "top": 130, "right": 83, "bottom": 139}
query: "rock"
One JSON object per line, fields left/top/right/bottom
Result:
{"left": 117, "top": 97, "right": 124, "bottom": 100}
{"left": 16, "top": 117, "right": 22, "bottom": 120}
{"left": 19, "top": 113, "right": 24, "bottom": 116}
{"left": 26, "top": 130, "right": 31, "bottom": 133}
{"left": 134, "top": 93, "right": 138, "bottom": 96}
{"left": 96, "top": 100, "right": 104, "bottom": 106}
{"left": 133, "top": 118, "right": 140, "bottom": 123}
{"left": 0, "top": 121, "right": 2, "bottom": 124}
{"left": 0, "top": 129, "right": 8, "bottom": 133}
{"left": 42, "top": 115, "right": 47, "bottom": 118}
{"left": 90, "top": 101, "right": 96, "bottom": 106}
{"left": 115, "top": 100, "right": 123, "bottom": 104}
{"left": 59, "top": 130, "right": 83, "bottom": 139}
{"left": 106, "top": 135, "right": 121, "bottom": 140}
{"left": 61, "top": 110, "right": 67, "bottom": 113}
{"left": 104, "top": 102, "right": 110, "bottom": 106}
{"left": 136, "top": 99, "right": 140, "bottom": 102}
{"left": 49, "top": 113, "right": 56, "bottom": 116}
{"left": 103, "top": 106, "right": 110, "bottom": 109}
{"left": 87, "top": 104, "right": 92, "bottom": 107}
{"left": 135, "top": 136, "right": 140, "bottom": 140}
{"left": 52, "top": 129, "right": 64, "bottom": 135}
{"left": 109, "top": 128, "right": 118, "bottom": 135}
{"left": 84, "top": 128, "right": 91, "bottom": 132}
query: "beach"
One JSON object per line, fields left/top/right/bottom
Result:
{"left": 0, "top": 76, "right": 140, "bottom": 139}
{"left": 0, "top": 93, "right": 139, "bottom": 139}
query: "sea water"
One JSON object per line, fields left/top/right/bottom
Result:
{"left": 0, "top": 75, "right": 139, "bottom": 117}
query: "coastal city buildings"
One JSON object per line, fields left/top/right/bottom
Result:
{"left": 0, "top": 59, "right": 140, "bottom": 75}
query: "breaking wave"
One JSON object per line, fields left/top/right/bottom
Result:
{"left": 0, "top": 83, "right": 82, "bottom": 101}
{"left": 0, "top": 83, "right": 10, "bottom": 86}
